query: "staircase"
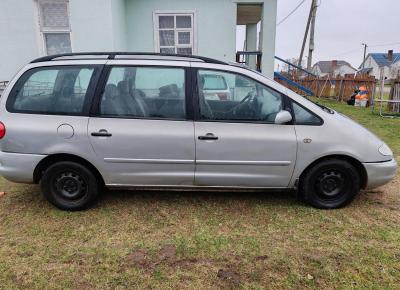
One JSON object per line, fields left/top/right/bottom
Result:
{"left": 274, "top": 56, "right": 316, "bottom": 96}
{"left": 274, "top": 72, "right": 314, "bottom": 96}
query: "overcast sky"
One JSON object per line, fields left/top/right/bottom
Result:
{"left": 238, "top": 0, "right": 400, "bottom": 69}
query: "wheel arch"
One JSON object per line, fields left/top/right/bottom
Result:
{"left": 33, "top": 153, "right": 105, "bottom": 186}
{"left": 299, "top": 154, "right": 368, "bottom": 189}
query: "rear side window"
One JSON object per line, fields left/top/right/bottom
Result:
{"left": 99, "top": 66, "right": 186, "bottom": 119}
{"left": 7, "top": 66, "right": 98, "bottom": 115}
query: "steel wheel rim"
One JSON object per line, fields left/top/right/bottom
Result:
{"left": 315, "top": 170, "right": 346, "bottom": 200}
{"left": 55, "top": 171, "right": 87, "bottom": 200}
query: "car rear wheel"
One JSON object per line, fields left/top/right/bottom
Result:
{"left": 40, "top": 161, "right": 99, "bottom": 211}
{"left": 300, "top": 159, "right": 360, "bottom": 209}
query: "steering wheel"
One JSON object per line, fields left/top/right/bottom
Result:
{"left": 229, "top": 91, "right": 259, "bottom": 119}
{"left": 239, "top": 92, "right": 254, "bottom": 105}
{"left": 226, "top": 91, "right": 254, "bottom": 113}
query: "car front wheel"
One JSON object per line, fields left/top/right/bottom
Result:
{"left": 300, "top": 159, "right": 360, "bottom": 209}
{"left": 40, "top": 161, "right": 99, "bottom": 211}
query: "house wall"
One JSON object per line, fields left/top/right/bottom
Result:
{"left": 389, "top": 61, "right": 400, "bottom": 79}
{"left": 363, "top": 55, "right": 390, "bottom": 80}
{"left": 125, "top": 0, "right": 276, "bottom": 78}
{"left": 259, "top": 0, "right": 277, "bottom": 78}
{"left": 110, "top": 0, "right": 127, "bottom": 50}
{"left": 311, "top": 66, "right": 322, "bottom": 76}
{"left": 334, "top": 65, "right": 357, "bottom": 76}
{"left": 0, "top": 0, "right": 119, "bottom": 81}
{"left": 125, "top": 0, "right": 237, "bottom": 62}
{"left": 0, "top": 0, "right": 39, "bottom": 81}
{"left": 0, "top": 0, "right": 277, "bottom": 81}
{"left": 69, "top": 0, "right": 115, "bottom": 52}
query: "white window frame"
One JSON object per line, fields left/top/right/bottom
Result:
{"left": 34, "top": 0, "right": 72, "bottom": 56}
{"left": 153, "top": 10, "right": 197, "bottom": 55}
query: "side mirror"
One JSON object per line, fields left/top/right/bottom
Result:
{"left": 275, "top": 110, "right": 292, "bottom": 124}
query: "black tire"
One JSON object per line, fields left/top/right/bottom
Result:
{"left": 300, "top": 159, "right": 360, "bottom": 209}
{"left": 40, "top": 161, "right": 99, "bottom": 211}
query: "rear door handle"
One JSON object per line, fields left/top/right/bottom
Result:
{"left": 91, "top": 129, "right": 112, "bottom": 137}
{"left": 198, "top": 133, "right": 218, "bottom": 140}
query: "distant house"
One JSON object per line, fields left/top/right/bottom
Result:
{"left": 0, "top": 0, "right": 278, "bottom": 82}
{"left": 311, "top": 60, "right": 357, "bottom": 77}
{"left": 359, "top": 50, "right": 400, "bottom": 80}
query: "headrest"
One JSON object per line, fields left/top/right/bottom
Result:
{"left": 159, "top": 84, "right": 179, "bottom": 96}
{"left": 104, "top": 84, "right": 118, "bottom": 99}
{"left": 117, "top": 80, "right": 130, "bottom": 95}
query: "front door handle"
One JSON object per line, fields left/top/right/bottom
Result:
{"left": 91, "top": 129, "right": 112, "bottom": 137}
{"left": 198, "top": 133, "right": 218, "bottom": 140}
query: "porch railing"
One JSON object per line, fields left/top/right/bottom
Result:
{"left": 236, "top": 51, "right": 262, "bottom": 72}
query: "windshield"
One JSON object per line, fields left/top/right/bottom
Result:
{"left": 202, "top": 75, "right": 228, "bottom": 90}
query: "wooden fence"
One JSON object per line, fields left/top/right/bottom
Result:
{"left": 275, "top": 74, "right": 376, "bottom": 102}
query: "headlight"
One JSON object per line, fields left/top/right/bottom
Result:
{"left": 378, "top": 143, "right": 393, "bottom": 156}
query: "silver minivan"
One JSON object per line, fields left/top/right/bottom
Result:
{"left": 0, "top": 53, "right": 397, "bottom": 210}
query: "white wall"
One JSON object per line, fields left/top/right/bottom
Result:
{"left": 125, "top": 0, "right": 237, "bottom": 62}
{"left": 0, "top": 0, "right": 277, "bottom": 81}
{"left": 389, "top": 61, "right": 400, "bottom": 79}
{"left": 363, "top": 55, "right": 391, "bottom": 80}
{"left": 334, "top": 65, "right": 356, "bottom": 76}
{"left": 0, "top": 0, "right": 40, "bottom": 81}
{"left": 69, "top": 0, "right": 119, "bottom": 52}
{"left": 260, "top": 0, "right": 277, "bottom": 78}
{"left": 110, "top": 0, "right": 127, "bottom": 50}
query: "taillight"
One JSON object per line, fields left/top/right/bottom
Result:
{"left": 0, "top": 122, "right": 6, "bottom": 139}
{"left": 217, "top": 93, "right": 228, "bottom": 100}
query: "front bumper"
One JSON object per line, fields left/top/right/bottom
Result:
{"left": 363, "top": 158, "right": 398, "bottom": 189}
{"left": 0, "top": 151, "right": 45, "bottom": 183}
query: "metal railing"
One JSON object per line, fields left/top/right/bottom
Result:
{"left": 236, "top": 51, "right": 262, "bottom": 72}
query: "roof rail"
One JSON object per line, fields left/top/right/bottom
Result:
{"left": 30, "top": 52, "right": 228, "bottom": 65}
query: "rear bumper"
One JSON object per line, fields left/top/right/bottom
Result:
{"left": 0, "top": 151, "right": 45, "bottom": 183}
{"left": 363, "top": 159, "right": 398, "bottom": 189}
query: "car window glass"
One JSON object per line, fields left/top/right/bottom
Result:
{"left": 198, "top": 69, "right": 283, "bottom": 122}
{"left": 9, "top": 67, "right": 95, "bottom": 114}
{"left": 292, "top": 102, "right": 321, "bottom": 125}
{"left": 100, "top": 67, "right": 186, "bottom": 119}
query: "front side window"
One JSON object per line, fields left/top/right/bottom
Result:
{"left": 8, "top": 66, "right": 96, "bottom": 114}
{"left": 292, "top": 102, "right": 322, "bottom": 125}
{"left": 197, "top": 70, "right": 284, "bottom": 122}
{"left": 100, "top": 66, "right": 186, "bottom": 119}
{"left": 155, "top": 13, "right": 194, "bottom": 55}
{"left": 37, "top": 0, "right": 72, "bottom": 55}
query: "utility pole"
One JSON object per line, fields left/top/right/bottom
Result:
{"left": 362, "top": 43, "right": 368, "bottom": 69}
{"left": 299, "top": 0, "right": 318, "bottom": 70}
{"left": 298, "top": 0, "right": 314, "bottom": 68}
{"left": 307, "top": 0, "right": 317, "bottom": 71}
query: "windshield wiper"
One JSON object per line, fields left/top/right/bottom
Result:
{"left": 312, "top": 101, "right": 335, "bottom": 114}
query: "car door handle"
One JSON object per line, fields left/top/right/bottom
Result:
{"left": 198, "top": 133, "right": 218, "bottom": 140}
{"left": 91, "top": 129, "right": 112, "bottom": 137}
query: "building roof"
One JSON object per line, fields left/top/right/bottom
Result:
{"left": 313, "top": 60, "right": 355, "bottom": 74}
{"left": 358, "top": 67, "right": 373, "bottom": 74}
{"left": 367, "top": 52, "right": 400, "bottom": 67}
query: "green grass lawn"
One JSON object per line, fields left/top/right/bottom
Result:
{"left": 0, "top": 99, "right": 399, "bottom": 289}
